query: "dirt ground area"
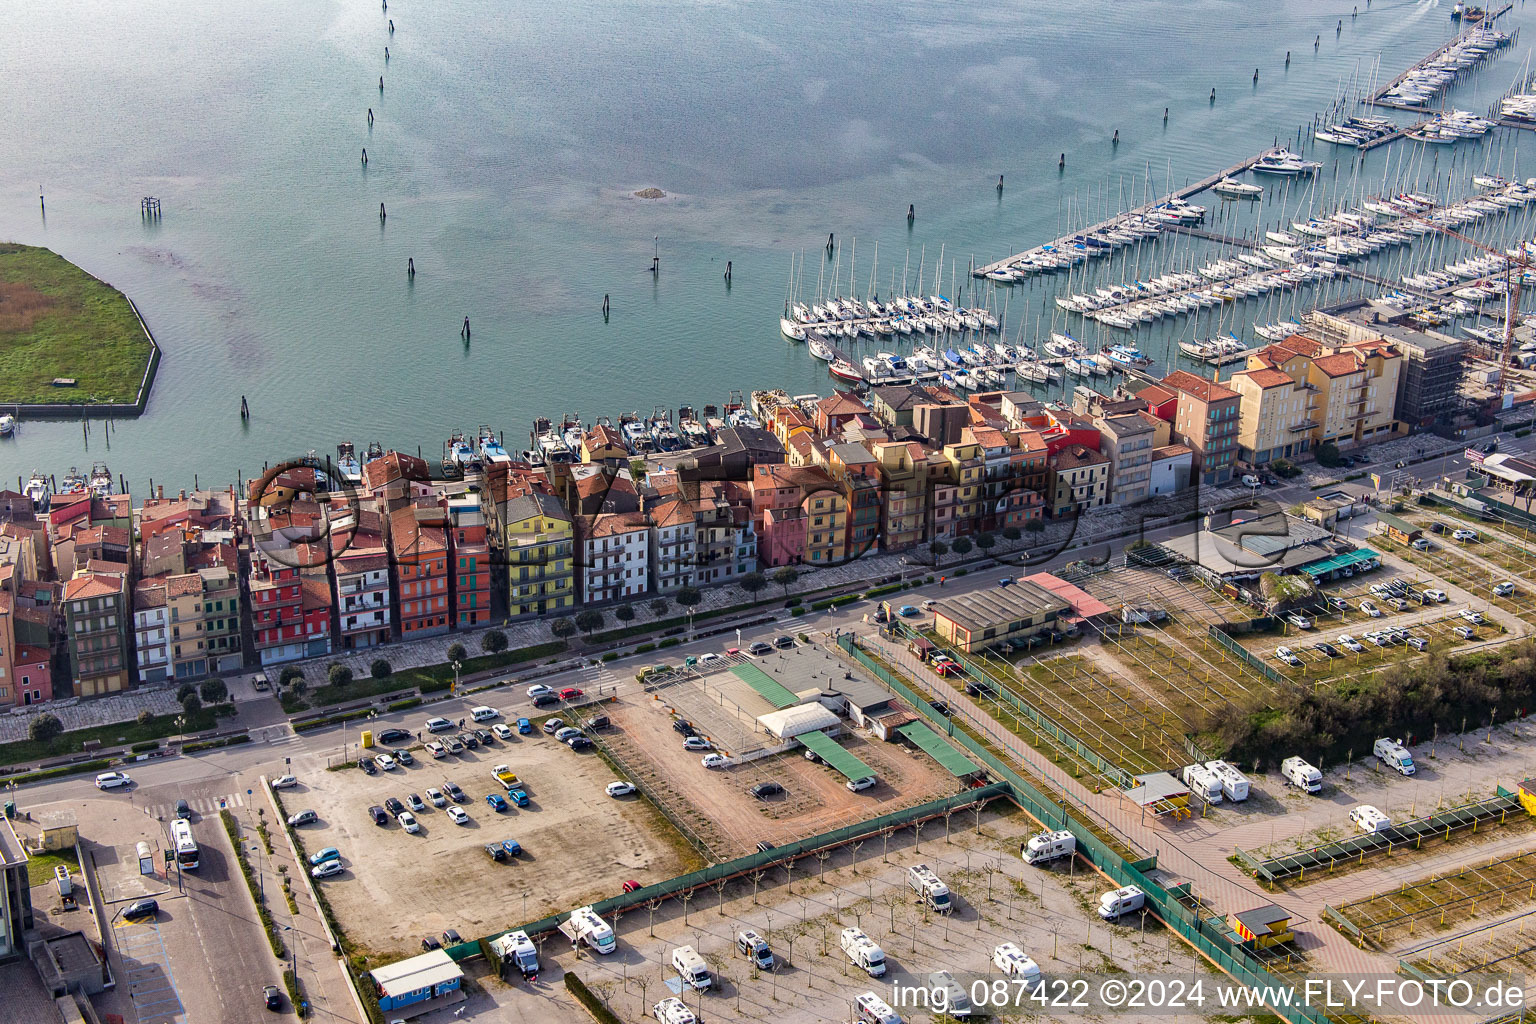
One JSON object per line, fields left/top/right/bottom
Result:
{"left": 604, "top": 696, "right": 961, "bottom": 859}
{"left": 536, "top": 803, "right": 1211, "bottom": 1024}
{"left": 278, "top": 713, "right": 697, "bottom": 958}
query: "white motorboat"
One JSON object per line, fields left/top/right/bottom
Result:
{"left": 1212, "top": 178, "right": 1263, "bottom": 199}
{"left": 0, "top": 415, "right": 13, "bottom": 437}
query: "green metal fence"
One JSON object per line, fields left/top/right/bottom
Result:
{"left": 1208, "top": 626, "right": 1289, "bottom": 685}
{"left": 887, "top": 620, "right": 1136, "bottom": 789}
{"left": 837, "top": 634, "right": 1334, "bottom": 1024}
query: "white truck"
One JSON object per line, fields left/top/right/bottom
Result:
{"left": 1097, "top": 885, "right": 1145, "bottom": 922}
{"left": 840, "top": 926, "right": 887, "bottom": 977}
{"left": 1280, "top": 756, "right": 1322, "bottom": 793}
{"left": 1180, "top": 763, "right": 1223, "bottom": 803}
{"left": 670, "top": 945, "right": 712, "bottom": 991}
{"left": 489, "top": 930, "right": 539, "bottom": 976}
{"left": 1204, "top": 760, "right": 1250, "bottom": 802}
{"left": 906, "top": 863, "right": 954, "bottom": 914}
{"left": 1022, "top": 829, "right": 1075, "bottom": 865}
{"left": 1373, "top": 737, "right": 1415, "bottom": 775}
{"left": 569, "top": 906, "right": 616, "bottom": 954}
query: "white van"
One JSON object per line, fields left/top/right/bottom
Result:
{"left": 1097, "top": 885, "right": 1145, "bottom": 921}
{"left": 470, "top": 705, "right": 500, "bottom": 722}
{"left": 670, "top": 945, "right": 712, "bottom": 991}
{"left": 855, "top": 991, "right": 903, "bottom": 1024}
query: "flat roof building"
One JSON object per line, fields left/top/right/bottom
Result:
{"left": 932, "top": 580, "right": 1070, "bottom": 652}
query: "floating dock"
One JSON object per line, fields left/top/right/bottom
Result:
{"left": 1366, "top": 5, "right": 1514, "bottom": 112}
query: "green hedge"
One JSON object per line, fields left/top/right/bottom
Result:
{"left": 222, "top": 809, "right": 286, "bottom": 960}
{"left": 601, "top": 652, "right": 618, "bottom": 662}
{"left": 184, "top": 733, "right": 251, "bottom": 754}
{"left": 386, "top": 697, "right": 422, "bottom": 712}
{"left": 564, "top": 972, "right": 623, "bottom": 1024}
{"left": 865, "top": 583, "right": 902, "bottom": 598}
{"left": 0, "top": 705, "right": 227, "bottom": 768}
{"left": 657, "top": 638, "right": 680, "bottom": 648}
{"left": 283, "top": 967, "right": 309, "bottom": 1018}
{"left": 129, "top": 741, "right": 159, "bottom": 753}
{"left": 6, "top": 758, "right": 112, "bottom": 786}
{"left": 293, "top": 709, "right": 372, "bottom": 733}
{"left": 634, "top": 643, "right": 656, "bottom": 654}
{"left": 396, "top": 641, "right": 569, "bottom": 693}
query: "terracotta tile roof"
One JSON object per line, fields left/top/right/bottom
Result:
{"left": 1278, "top": 334, "right": 1323, "bottom": 356}
{"left": 584, "top": 423, "right": 626, "bottom": 449}
{"left": 1313, "top": 353, "right": 1363, "bottom": 378}
{"left": 63, "top": 573, "right": 123, "bottom": 602}
{"left": 362, "top": 450, "right": 430, "bottom": 491}
{"left": 1013, "top": 430, "right": 1048, "bottom": 454}
{"left": 752, "top": 464, "right": 836, "bottom": 491}
{"left": 1232, "top": 367, "right": 1296, "bottom": 390}
{"left": 970, "top": 426, "right": 1009, "bottom": 449}
{"left": 1051, "top": 445, "right": 1110, "bottom": 470}
{"left": 133, "top": 579, "right": 167, "bottom": 607}
{"left": 578, "top": 511, "right": 650, "bottom": 540}
{"left": 1153, "top": 444, "right": 1193, "bottom": 460}
{"left": 817, "top": 390, "right": 870, "bottom": 418}
{"left": 1136, "top": 384, "right": 1177, "bottom": 407}
{"left": 1347, "top": 338, "right": 1399, "bottom": 360}
{"left": 336, "top": 550, "right": 390, "bottom": 574}
{"left": 1161, "top": 370, "right": 1239, "bottom": 403}
{"left": 168, "top": 573, "right": 203, "bottom": 598}
{"left": 1136, "top": 410, "right": 1166, "bottom": 429}
{"left": 650, "top": 498, "right": 695, "bottom": 529}
{"left": 300, "top": 575, "right": 333, "bottom": 610}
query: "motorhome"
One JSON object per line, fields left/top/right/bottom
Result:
{"left": 1097, "top": 885, "right": 1145, "bottom": 921}
{"left": 854, "top": 991, "right": 903, "bottom": 1024}
{"left": 488, "top": 930, "right": 539, "bottom": 976}
{"left": 840, "top": 927, "right": 887, "bottom": 976}
{"left": 906, "top": 864, "right": 953, "bottom": 914}
{"left": 670, "top": 945, "right": 712, "bottom": 991}
{"left": 1373, "top": 737, "right": 1415, "bottom": 775}
{"left": 569, "top": 906, "right": 616, "bottom": 954}
{"left": 1180, "top": 763, "right": 1223, "bottom": 803}
{"left": 1021, "top": 830, "right": 1075, "bottom": 865}
{"left": 1280, "top": 756, "right": 1322, "bottom": 793}
{"left": 1204, "top": 760, "right": 1250, "bottom": 801}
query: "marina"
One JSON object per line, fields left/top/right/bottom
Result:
{"left": 1368, "top": 8, "right": 1515, "bottom": 111}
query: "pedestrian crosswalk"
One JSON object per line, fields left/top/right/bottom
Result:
{"left": 142, "top": 791, "right": 247, "bottom": 821}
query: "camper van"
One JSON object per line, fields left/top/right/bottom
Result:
{"left": 1204, "top": 760, "right": 1250, "bottom": 802}
{"left": 840, "top": 927, "right": 887, "bottom": 976}
{"left": 1350, "top": 805, "right": 1392, "bottom": 833}
{"left": 854, "top": 991, "right": 903, "bottom": 1024}
{"left": 1180, "top": 763, "right": 1223, "bottom": 803}
{"left": 1097, "top": 885, "right": 1145, "bottom": 922}
{"left": 670, "top": 945, "right": 712, "bottom": 991}
{"left": 1281, "top": 756, "right": 1322, "bottom": 794}
{"left": 1373, "top": 737, "right": 1415, "bottom": 776}
{"left": 569, "top": 906, "right": 616, "bottom": 954}
{"left": 489, "top": 930, "right": 539, "bottom": 976}
{"left": 1022, "top": 830, "right": 1076, "bottom": 866}
{"left": 907, "top": 864, "right": 953, "bottom": 914}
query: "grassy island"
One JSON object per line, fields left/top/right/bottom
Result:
{"left": 0, "top": 243, "right": 155, "bottom": 407}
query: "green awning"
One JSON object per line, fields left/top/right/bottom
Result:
{"left": 797, "top": 731, "right": 874, "bottom": 781}
{"left": 896, "top": 722, "right": 984, "bottom": 778}
{"left": 730, "top": 664, "right": 798, "bottom": 709}
{"left": 1298, "top": 547, "right": 1380, "bottom": 575}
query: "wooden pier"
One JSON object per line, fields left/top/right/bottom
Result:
{"left": 974, "top": 151, "right": 1271, "bottom": 277}
{"left": 1366, "top": 4, "right": 1514, "bottom": 111}
{"left": 1165, "top": 226, "right": 1258, "bottom": 249}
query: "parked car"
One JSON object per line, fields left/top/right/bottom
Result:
{"left": 1430, "top": 521, "right": 1447, "bottom": 534}
{"left": 1453, "top": 529, "right": 1478, "bottom": 542}
{"left": 1338, "top": 634, "right": 1364, "bottom": 653}
{"left": 622, "top": 879, "right": 643, "bottom": 894}
{"left": 442, "top": 929, "right": 462, "bottom": 946}
{"left": 425, "top": 741, "right": 446, "bottom": 758}
{"left": 486, "top": 793, "right": 509, "bottom": 812}
{"left": 122, "top": 898, "right": 159, "bottom": 920}
{"left": 375, "top": 754, "right": 397, "bottom": 771}
{"left": 531, "top": 693, "right": 558, "bottom": 708}
{"left": 369, "top": 805, "right": 388, "bottom": 826}
{"left": 756, "top": 840, "right": 776, "bottom": 853}
{"left": 583, "top": 715, "right": 610, "bottom": 731}
{"left": 897, "top": 605, "right": 921, "bottom": 618}
{"left": 444, "top": 781, "right": 466, "bottom": 802}
{"left": 407, "top": 793, "right": 426, "bottom": 812}
{"left": 773, "top": 635, "right": 796, "bottom": 649}
{"left": 542, "top": 718, "right": 565, "bottom": 735}
{"left": 846, "top": 775, "right": 877, "bottom": 792}
{"left": 288, "top": 809, "right": 318, "bottom": 826}
{"left": 558, "top": 687, "right": 584, "bottom": 700}
{"left": 443, "top": 737, "right": 465, "bottom": 755}
{"left": 392, "top": 749, "right": 415, "bottom": 766}
{"left": 748, "top": 641, "right": 773, "bottom": 656}
{"left": 964, "top": 680, "right": 995, "bottom": 698}
{"left": 1411, "top": 538, "right": 1433, "bottom": 551}
{"left": 1241, "top": 474, "right": 1261, "bottom": 487}
{"left": 1274, "top": 646, "right": 1303, "bottom": 667}
{"left": 1407, "top": 636, "right": 1428, "bottom": 651}
{"left": 697, "top": 653, "right": 723, "bottom": 666}
{"left": 311, "top": 860, "right": 344, "bottom": 879}
{"left": 1389, "top": 598, "right": 1410, "bottom": 612}
{"left": 682, "top": 736, "right": 714, "bottom": 751}
{"left": 420, "top": 936, "right": 442, "bottom": 951}
{"left": 95, "top": 772, "right": 133, "bottom": 790}
{"left": 1359, "top": 600, "right": 1382, "bottom": 617}
{"left": 508, "top": 788, "right": 529, "bottom": 807}
{"left": 1315, "top": 642, "right": 1340, "bottom": 658}
{"left": 397, "top": 811, "right": 420, "bottom": 834}
{"left": 425, "top": 717, "right": 453, "bottom": 733}
{"left": 492, "top": 723, "right": 514, "bottom": 740}
{"left": 376, "top": 728, "right": 411, "bottom": 745}
{"left": 998, "top": 577, "right": 1015, "bottom": 587}
{"left": 474, "top": 729, "right": 493, "bottom": 745}
{"left": 359, "top": 757, "right": 378, "bottom": 775}
{"left": 1423, "top": 589, "right": 1448, "bottom": 603}
{"left": 750, "top": 781, "right": 784, "bottom": 799}
{"left": 554, "top": 726, "right": 581, "bottom": 743}
{"left": 446, "top": 805, "right": 470, "bottom": 825}
{"left": 700, "top": 754, "right": 728, "bottom": 769}
{"left": 606, "top": 781, "right": 636, "bottom": 798}
{"left": 270, "top": 774, "right": 298, "bottom": 789}
{"left": 1494, "top": 581, "right": 1517, "bottom": 597}
{"left": 426, "top": 788, "right": 447, "bottom": 807}
{"left": 929, "top": 699, "right": 952, "bottom": 716}
{"left": 672, "top": 719, "right": 698, "bottom": 737}
{"left": 516, "top": 717, "right": 533, "bottom": 734}
{"left": 384, "top": 796, "right": 405, "bottom": 816}
{"left": 1286, "top": 613, "right": 1313, "bottom": 630}
{"left": 1461, "top": 609, "right": 1485, "bottom": 625}
{"left": 458, "top": 732, "right": 479, "bottom": 749}
{"left": 1326, "top": 595, "right": 1348, "bottom": 610}
{"left": 1454, "top": 625, "right": 1477, "bottom": 640}
{"left": 566, "top": 736, "right": 593, "bottom": 750}
{"left": 526, "top": 684, "right": 554, "bottom": 699}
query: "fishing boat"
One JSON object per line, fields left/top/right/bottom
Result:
{"left": 335, "top": 442, "right": 364, "bottom": 483}
{"left": 678, "top": 408, "right": 711, "bottom": 447}
{"left": 89, "top": 462, "right": 113, "bottom": 497}
{"left": 478, "top": 428, "right": 513, "bottom": 466}
{"left": 60, "top": 466, "right": 87, "bottom": 493}
{"left": 1212, "top": 178, "right": 1263, "bottom": 199}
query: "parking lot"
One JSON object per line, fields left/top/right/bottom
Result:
{"left": 273, "top": 706, "right": 698, "bottom": 958}
{"left": 603, "top": 653, "right": 959, "bottom": 859}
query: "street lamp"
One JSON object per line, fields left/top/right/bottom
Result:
{"left": 451, "top": 659, "right": 461, "bottom": 695}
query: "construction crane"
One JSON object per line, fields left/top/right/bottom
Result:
{"left": 1393, "top": 203, "right": 1531, "bottom": 403}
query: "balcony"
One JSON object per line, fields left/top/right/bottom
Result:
{"left": 1287, "top": 419, "right": 1317, "bottom": 433}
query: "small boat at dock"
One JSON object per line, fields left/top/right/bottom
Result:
{"left": 335, "top": 442, "right": 363, "bottom": 483}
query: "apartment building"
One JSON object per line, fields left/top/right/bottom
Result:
{"left": 1308, "top": 308, "right": 1465, "bottom": 428}
{"left": 575, "top": 512, "right": 651, "bottom": 604}
{"left": 391, "top": 504, "right": 451, "bottom": 639}
{"left": 648, "top": 497, "right": 697, "bottom": 593}
{"left": 1248, "top": 334, "right": 1403, "bottom": 449}
{"left": 446, "top": 493, "right": 491, "bottom": 629}
{"left": 1226, "top": 365, "right": 1318, "bottom": 465}
{"left": 496, "top": 492, "right": 575, "bottom": 618}
{"left": 62, "top": 572, "right": 130, "bottom": 697}
{"left": 869, "top": 439, "right": 927, "bottom": 552}
{"left": 332, "top": 530, "right": 391, "bottom": 649}
{"left": 1161, "top": 371, "right": 1241, "bottom": 486}
{"left": 1046, "top": 445, "right": 1111, "bottom": 518}
{"left": 826, "top": 442, "right": 882, "bottom": 559}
